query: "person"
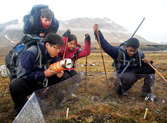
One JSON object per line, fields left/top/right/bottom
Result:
{"left": 9, "top": 33, "right": 70, "bottom": 114}
{"left": 23, "top": 8, "right": 59, "bottom": 38}
{"left": 57, "top": 29, "right": 91, "bottom": 78}
{"left": 93, "top": 24, "right": 156, "bottom": 100}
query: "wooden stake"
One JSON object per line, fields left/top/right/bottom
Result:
{"left": 143, "top": 108, "right": 148, "bottom": 119}
{"left": 66, "top": 108, "right": 69, "bottom": 119}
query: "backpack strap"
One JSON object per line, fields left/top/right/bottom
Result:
{"left": 35, "top": 43, "right": 42, "bottom": 68}
{"left": 72, "top": 49, "right": 82, "bottom": 68}
{"left": 113, "top": 49, "right": 126, "bottom": 71}
{"left": 136, "top": 49, "right": 142, "bottom": 66}
{"left": 114, "top": 48, "right": 143, "bottom": 71}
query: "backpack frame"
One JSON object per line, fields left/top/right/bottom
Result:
{"left": 23, "top": 4, "right": 49, "bottom": 24}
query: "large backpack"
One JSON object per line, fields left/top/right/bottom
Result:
{"left": 5, "top": 35, "right": 42, "bottom": 80}
{"left": 23, "top": 4, "right": 49, "bottom": 24}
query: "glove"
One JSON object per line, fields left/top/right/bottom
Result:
{"left": 63, "top": 29, "right": 71, "bottom": 37}
{"left": 85, "top": 34, "right": 91, "bottom": 42}
{"left": 93, "top": 24, "right": 99, "bottom": 35}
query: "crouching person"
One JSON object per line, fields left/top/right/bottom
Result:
{"left": 93, "top": 24, "right": 156, "bottom": 100}
{"left": 9, "top": 33, "right": 69, "bottom": 114}
{"left": 58, "top": 29, "right": 91, "bottom": 78}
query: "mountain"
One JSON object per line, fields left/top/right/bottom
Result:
{"left": 0, "top": 18, "right": 153, "bottom": 47}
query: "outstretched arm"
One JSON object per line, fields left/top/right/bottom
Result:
{"left": 93, "top": 24, "right": 119, "bottom": 59}
{"left": 77, "top": 34, "right": 91, "bottom": 58}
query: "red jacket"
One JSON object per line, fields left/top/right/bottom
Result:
{"left": 58, "top": 37, "right": 91, "bottom": 70}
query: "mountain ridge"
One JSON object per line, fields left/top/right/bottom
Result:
{"left": 0, "top": 17, "right": 156, "bottom": 47}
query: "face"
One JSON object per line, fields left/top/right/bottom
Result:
{"left": 125, "top": 46, "right": 138, "bottom": 57}
{"left": 41, "top": 17, "right": 52, "bottom": 25}
{"left": 67, "top": 40, "right": 76, "bottom": 51}
{"left": 45, "top": 43, "right": 61, "bottom": 58}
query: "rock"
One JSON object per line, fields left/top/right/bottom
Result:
{"left": 0, "top": 65, "right": 8, "bottom": 77}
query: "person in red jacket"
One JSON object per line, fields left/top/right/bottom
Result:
{"left": 58, "top": 29, "right": 91, "bottom": 77}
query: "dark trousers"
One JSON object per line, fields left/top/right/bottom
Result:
{"left": 63, "top": 70, "right": 78, "bottom": 78}
{"left": 119, "top": 65, "right": 155, "bottom": 93}
{"left": 9, "top": 71, "right": 77, "bottom": 114}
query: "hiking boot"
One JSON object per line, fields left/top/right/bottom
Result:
{"left": 114, "top": 80, "right": 122, "bottom": 95}
{"left": 114, "top": 81, "right": 128, "bottom": 96}
{"left": 11, "top": 110, "right": 18, "bottom": 118}
{"left": 121, "top": 88, "right": 128, "bottom": 96}
{"left": 140, "top": 92, "right": 157, "bottom": 101}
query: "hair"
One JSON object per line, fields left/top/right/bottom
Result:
{"left": 41, "top": 8, "right": 53, "bottom": 19}
{"left": 68, "top": 34, "right": 77, "bottom": 43}
{"left": 126, "top": 38, "right": 140, "bottom": 49}
{"left": 43, "top": 33, "right": 64, "bottom": 46}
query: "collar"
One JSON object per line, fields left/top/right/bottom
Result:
{"left": 41, "top": 19, "right": 51, "bottom": 29}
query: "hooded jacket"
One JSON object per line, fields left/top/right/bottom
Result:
{"left": 94, "top": 30, "right": 146, "bottom": 73}
{"left": 23, "top": 11, "right": 59, "bottom": 37}
{"left": 16, "top": 43, "right": 58, "bottom": 82}
{"left": 58, "top": 37, "right": 91, "bottom": 70}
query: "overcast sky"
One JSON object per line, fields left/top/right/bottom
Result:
{"left": 1, "top": 0, "right": 167, "bottom": 43}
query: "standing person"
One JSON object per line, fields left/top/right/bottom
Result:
{"left": 93, "top": 24, "right": 156, "bottom": 100}
{"left": 23, "top": 7, "right": 59, "bottom": 38}
{"left": 9, "top": 33, "right": 69, "bottom": 114}
{"left": 58, "top": 29, "right": 91, "bottom": 78}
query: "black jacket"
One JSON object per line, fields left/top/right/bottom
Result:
{"left": 23, "top": 11, "right": 59, "bottom": 37}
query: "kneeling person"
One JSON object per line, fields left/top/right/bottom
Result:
{"left": 93, "top": 24, "right": 156, "bottom": 100}
{"left": 9, "top": 33, "right": 68, "bottom": 114}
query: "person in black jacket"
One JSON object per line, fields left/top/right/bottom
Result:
{"left": 23, "top": 8, "right": 59, "bottom": 37}
{"left": 9, "top": 33, "right": 70, "bottom": 114}
{"left": 93, "top": 24, "right": 156, "bottom": 100}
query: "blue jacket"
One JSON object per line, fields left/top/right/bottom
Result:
{"left": 23, "top": 11, "right": 59, "bottom": 37}
{"left": 16, "top": 43, "right": 58, "bottom": 82}
{"left": 94, "top": 30, "right": 146, "bottom": 73}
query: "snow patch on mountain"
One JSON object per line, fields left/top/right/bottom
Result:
{"left": 5, "top": 34, "right": 16, "bottom": 43}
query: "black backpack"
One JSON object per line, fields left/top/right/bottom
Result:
{"left": 23, "top": 4, "right": 49, "bottom": 24}
{"left": 5, "top": 35, "right": 42, "bottom": 80}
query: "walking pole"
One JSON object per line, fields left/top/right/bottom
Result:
{"left": 63, "top": 29, "right": 71, "bottom": 60}
{"left": 96, "top": 31, "right": 111, "bottom": 96}
{"left": 85, "top": 34, "right": 88, "bottom": 91}
{"left": 147, "top": 62, "right": 167, "bottom": 82}
{"left": 131, "top": 17, "right": 145, "bottom": 38}
{"left": 63, "top": 38, "right": 68, "bottom": 60}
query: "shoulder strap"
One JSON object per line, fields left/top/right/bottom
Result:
{"left": 136, "top": 49, "right": 142, "bottom": 66}
{"left": 116, "top": 49, "right": 126, "bottom": 65}
{"left": 35, "top": 43, "right": 42, "bottom": 68}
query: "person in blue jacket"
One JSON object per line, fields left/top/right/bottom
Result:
{"left": 23, "top": 8, "right": 59, "bottom": 38}
{"left": 93, "top": 24, "right": 156, "bottom": 100}
{"left": 9, "top": 33, "right": 68, "bottom": 114}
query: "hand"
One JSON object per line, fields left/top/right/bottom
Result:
{"left": 93, "top": 24, "right": 99, "bottom": 33}
{"left": 57, "top": 71, "right": 64, "bottom": 78}
{"left": 40, "top": 33, "right": 45, "bottom": 37}
{"left": 44, "top": 68, "right": 57, "bottom": 78}
{"left": 142, "top": 57, "right": 151, "bottom": 64}
{"left": 63, "top": 29, "right": 71, "bottom": 37}
{"left": 85, "top": 34, "right": 91, "bottom": 42}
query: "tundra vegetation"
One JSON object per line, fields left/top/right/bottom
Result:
{"left": 0, "top": 47, "right": 167, "bottom": 123}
